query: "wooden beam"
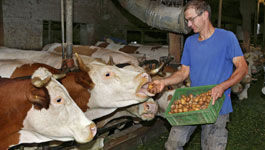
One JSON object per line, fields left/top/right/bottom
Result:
{"left": 0, "top": 0, "right": 4, "bottom": 46}
{"left": 262, "top": 2, "right": 265, "bottom": 50}
{"left": 168, "top": 32, "right": 182, "bottom": 63}
{"left": 103, "top": 118, "right": 168, "bottom": 150}
{"left": 217, "top": 0, "right": 223, "bottom": 28}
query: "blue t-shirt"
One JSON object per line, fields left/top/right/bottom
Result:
{"left": 181, "top": 28, "right": 243, "bottom": 115}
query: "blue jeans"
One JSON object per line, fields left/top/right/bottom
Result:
{"left": 165, "top": 114, "right": 229, "bottom": 150}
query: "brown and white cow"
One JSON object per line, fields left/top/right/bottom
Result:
{"left": 42, "top": 43, "right": 139, "bottom": 66}
{"left": 0, "top": 54, "right": 154, "bottom": 120}
{"left": 0, "top": 67, "right": 97, "bottom": 150}
{"left": 0, "top": 47, "right": 62, "bottom": 69}
{"left": 95, "top": 39, "right": 169, "bottom": 61}
{"left": 9, "top": 61, "right": 158, "bottom": 123}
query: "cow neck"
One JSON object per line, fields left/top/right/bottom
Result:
{"left": 11, "top": 63, "right": 61, "bottom": 78}
{"left": 61, "top": 71, "right": 92, "bottom": 112}
{"left": 0, "top": 79, "right": 33, "bottom": 149}
{"left": 0, "top": 132, "right": 20, "bottom": 150}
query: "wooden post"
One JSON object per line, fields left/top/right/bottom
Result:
{"left": 240, "top": 0, "right": 251, "bottom": 52}
{"left": 0, "top": 0, "right": 4, "bottom": 46}
{"left": 217, "top": 0, "right": 223, "bottom": 28}
{"left": 168, "top": 32, "right": 182, "bottom": 63}
{"left": 262, "top": 2, "right": 265, "bottom": 50}
{"left": 254, "top": 0, "right": 260, "bottom": 46}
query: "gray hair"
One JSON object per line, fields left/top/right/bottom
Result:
{"left": 184, "top": 0, "right": 211, "bottom": 19}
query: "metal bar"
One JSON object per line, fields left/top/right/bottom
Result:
{"left": 61, "top": 0, "right": 65, "bottom": 59}
{"left": 65, "top": 0, "right": 73, "bottom": 59}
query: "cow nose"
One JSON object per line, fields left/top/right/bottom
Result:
{"left": 86, "top": 122, "right": 97, "bottom": 142}
{"left": 141, "top": 73, "right": 151, "bottom": 81}
{"left": 144, "top": 102, "right": 158, "bottom": 114}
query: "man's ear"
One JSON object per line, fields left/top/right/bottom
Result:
{"left": 203, "top": 11, "right": 209, "bottom": 20}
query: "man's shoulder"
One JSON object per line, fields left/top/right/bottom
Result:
{"left": 215, "top": 28, "right": 235, "bottom": 37}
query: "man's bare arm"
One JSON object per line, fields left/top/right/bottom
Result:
{"left": 220, "top": 56, "right": 248, "bottom": 90}
{"left": 211, "top": 56, "right": 248, "bottom": 104}
{"left": 163, "top": 65, "right": 190, "bottom": 86}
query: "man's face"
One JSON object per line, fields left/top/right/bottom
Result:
{"left": 184, "top": 8, "right": 204, "bottom": 33}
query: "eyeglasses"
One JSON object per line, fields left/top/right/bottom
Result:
{"left": 185, "top": 12, "right": 203, "bottom": 24}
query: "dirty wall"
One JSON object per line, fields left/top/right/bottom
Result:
{"left": 2, "top": 0, "right": 135, "bottom": 49}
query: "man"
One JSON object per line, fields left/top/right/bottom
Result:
{"left": 149, "top": 0, "right": 248, "bottom": 149}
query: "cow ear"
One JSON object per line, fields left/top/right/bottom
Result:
{"left": 107, "top": 56, "right": 115, "bottom": 65}
{"left": 75, "top": 71, "right": 95, "bottom": 90}
{"left": 75, "top": 53, "right": 90, "bottom": 72}
{"left": 28, "top": 88, "right": 50, "bottom": 110}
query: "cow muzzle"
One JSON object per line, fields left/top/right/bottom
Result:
{"left": 136, "top": 73, "right": 155, "bottom": 98}
{"left": 74, "top": 122, "right": 97, "bottom": 143}
{"left": 138, "top": 99, "right": 158, "bottom": 120}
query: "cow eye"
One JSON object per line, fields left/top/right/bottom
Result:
{"left": 54, "top": 97, "right": 64, "bottom": 104}
{"left": 56, "top": 98, "right": 62, "bottom": 103}
{"left": 105, "top": 72, "right": 110, "bottom": 77}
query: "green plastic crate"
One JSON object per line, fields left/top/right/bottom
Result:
{"left": 164, "top": 85, "right": 225, "bottom": 126}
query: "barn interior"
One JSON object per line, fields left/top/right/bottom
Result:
{"left": 0, "top": 0, "right": 265, "bottom": 150}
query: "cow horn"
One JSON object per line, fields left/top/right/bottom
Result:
{"left": 75, "top": 53, "right": 90, "bottom": 72}
{"left": 32, "top": 76, "right": 51, "bottom": 88}
{"left": 149, "top": 62, "right": 165, "bottom": 75}
{"left": 52, "top": 73, "right": 66, "bottom": 80}
{"left": 107, "top": 56, "right": 115, "bottom": 65}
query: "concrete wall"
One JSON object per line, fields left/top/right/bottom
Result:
{"left": 2, "top": 0, "right": 136, "bottom": 49}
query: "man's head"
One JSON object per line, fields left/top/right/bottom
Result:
{"left": 184, "top": 0, "right": 211, "bottom": 33}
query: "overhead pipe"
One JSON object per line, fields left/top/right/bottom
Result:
{"left": 118, "top": 0, "right": 191, "bottom": 34}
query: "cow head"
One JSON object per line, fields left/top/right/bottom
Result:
{"left": 22, "top": 67, "right": 97, "bottom": 144}
{"left": 125, "top": 98, "right": 158, "bottom": 121}
{"left": 75, "top": 53, "right": 154, "bottom": 108}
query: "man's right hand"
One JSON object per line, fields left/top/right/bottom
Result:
{"left": 148, "top": 79, "right": 166, "bottom": 94}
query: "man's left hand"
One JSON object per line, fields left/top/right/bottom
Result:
{"left": 211, "top": 84, "right": 225, "bottom": 105}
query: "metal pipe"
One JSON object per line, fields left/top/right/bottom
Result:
{"left": 61, "top": 0, "right": 65, "bottom": 59}
{"left": 118, "top": 0, "right": 190, "bottom": 34}
{"left": 65, "top": 0, "right": 73, "bottom": 59}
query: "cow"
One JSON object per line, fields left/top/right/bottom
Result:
{"left": 0, "top": 54, "right": 155, "bottom": 120}
{"left": 8, "top": 61, "right": 158, "bottom": 122}
{"left": 7, "top": 61, "right": 159, "bottom": 149}
{"left": 231, "top": 50, "right": 264, "bottom": 100}
{"left": 42, "top": 43, "right": 139, "bottom": 66}
{"left": 0, "top": 67, "right": 97, "bottom": 150}
{"left": 95, "top": 39, "right": 169, "bottom": 61}
{"left": 0, "top": 47, "right": 62, "bottom": 69}
{"left": 95, "top": 98, "right": 158, "bottom": 128}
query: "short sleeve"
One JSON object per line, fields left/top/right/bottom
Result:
{"left": 181, "top": 38, "right": 191, "bottom": 66}
{"left": 227, "top": 31, "right": 244, "bottom": 60}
